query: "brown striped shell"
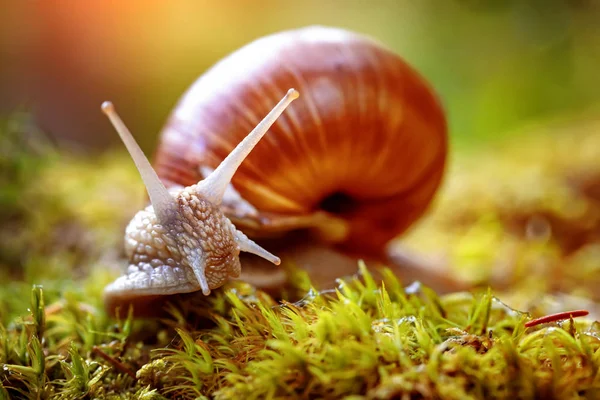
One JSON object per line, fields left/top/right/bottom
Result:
{"left": 154, "top": 26, "right": 447, "bottom": 258}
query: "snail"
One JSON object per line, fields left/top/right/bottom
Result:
{"left": 103, "top": 26, "right": 452, "bottom": 317}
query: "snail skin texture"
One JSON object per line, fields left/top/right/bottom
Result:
{"left": 104, "top": 26, "right": 450, "bottom": 316}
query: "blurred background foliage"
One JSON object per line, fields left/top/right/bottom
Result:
{"left": 1, "top": 0, "right": 600, "bottom": 153}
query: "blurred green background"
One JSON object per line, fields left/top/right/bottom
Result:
{"left": 1, "top": 0, "right": 600, "bottom": 153}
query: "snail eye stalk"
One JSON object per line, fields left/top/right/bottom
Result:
{"left": 101, "top": 101, "right": 177, "bottom": 224}
{"left": 197, "top": 88, "right": 299, "bottom": 205}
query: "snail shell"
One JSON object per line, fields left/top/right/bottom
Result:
{"left": 155, "top": 26, "right": 447, "bottom": 259}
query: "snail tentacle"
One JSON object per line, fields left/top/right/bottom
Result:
{"left": 200, "top": 166, "right": 259, "bottom": 218}
{"left": 197, "top": 88, "right": 300, "bottom": 205}
{"left": 189, "top": 250, "right": 211, "bottom": 296}
{"left": 233, "top": 227, "right": 281, "bottom": 265}
{"left": 101, "top": 101, "right": 177, "bottom": 223}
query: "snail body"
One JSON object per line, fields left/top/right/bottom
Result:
{"left": 104, "top": 26, "right": 449, "bottom": 316}
{"left": 102, "top": 90, "right": 298, "bottom": 314}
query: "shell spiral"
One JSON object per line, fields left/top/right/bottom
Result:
{"left": 154, "top": 26, "right": 447, "bottom": 256}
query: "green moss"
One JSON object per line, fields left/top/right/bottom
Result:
{"left": 401, "top": 116, "right": 600, "bottom": 301}
{"left": 1, "top": 112, "right": 600, "bottom": 398}
{"left": 1, "top": 268, "right": 599, "bottom": 399}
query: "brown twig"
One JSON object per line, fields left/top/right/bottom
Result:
{"left": 525, "top": 310, "right": 589, "bottom": 328}
{"left": 92, "top": 345, "right": 137, "bottom": 380}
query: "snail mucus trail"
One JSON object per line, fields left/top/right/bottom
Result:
{"left": 101, "top": 89, "right": 299, "bottom": 315}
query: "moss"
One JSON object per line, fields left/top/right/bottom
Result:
{"left": 401, "top": 116, "right": 600, "bottom": 301}
{"left": 1, "top": 112, "right": 600, "bottom": 398}
{"left": 0, "top": 112, "right": 144, "bottom": 322}
{"left": 1, "top": 268, "right": 599, "bottom": 399}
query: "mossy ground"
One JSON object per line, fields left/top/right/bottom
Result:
{"left": 1, "top": 112, "right": 599, "bottom": 399}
